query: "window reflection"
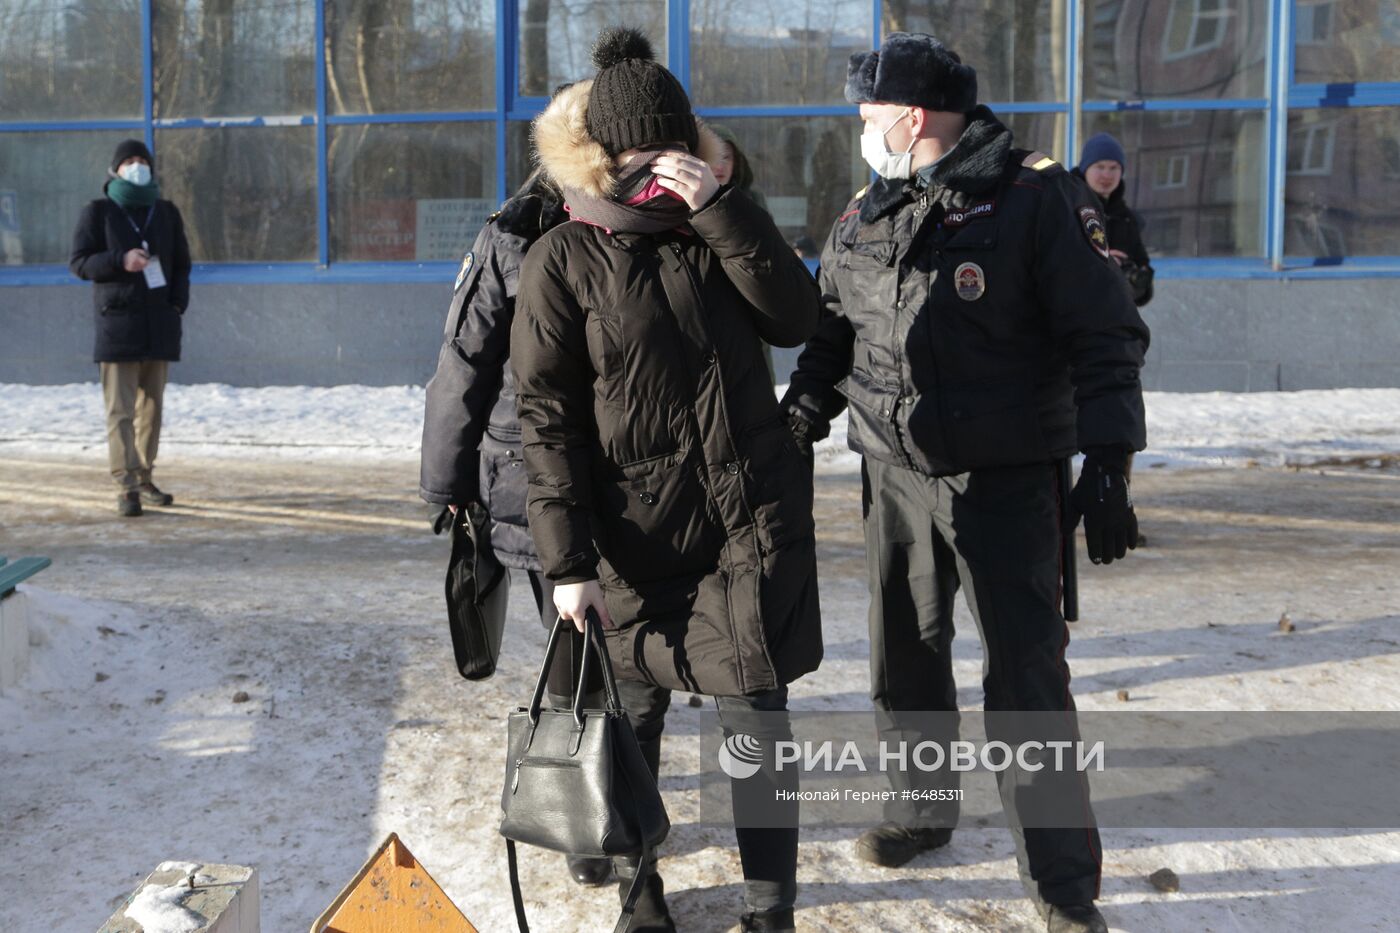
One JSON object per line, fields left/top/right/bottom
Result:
{"left": 1293, "top": 0, "right": 1400, "bottom": 85}
{"left": 153, "top": 0, "right": 315, "bottom": 118}
{"left": 519, "top": 0, "right": 666, "bottom": 98}
{"left": 1081, "top": 110, "right": 1265, "bottom": 256}
{"left": 0, "top": 0, "right": 142, "bottom": 119}
{"left": 884, "top": 1, "right": 1065, "bottom": 102}
{"left": 327, "top": 0, "right": 495, "bottom": 114}
{"left": 1285, "top": 107, "right": 1400, "bottom": 257}
{"left": 0, "top": 131, "right": 132, "bottom": 264}
{"left": 329, "top": 122, "right": 496, "bottom": 262}
{"left": 1082, "top": 0, "right": 1268, "bottom": 99}
{"left": 691, "top": 0, "right": 871, "bottom": 106}
{"left": 156, "top": 127, "right": 317, "bottom": 261}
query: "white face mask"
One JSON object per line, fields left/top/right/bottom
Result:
{"left": 119, "top": 162, "right": 152, "bottom": 186}
{"left": 860, "top": 108, "right": 916, "bottom": 179}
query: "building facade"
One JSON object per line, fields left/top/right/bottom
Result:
{"left": 2, "top": 0, "right": 1398, "bottom": 389}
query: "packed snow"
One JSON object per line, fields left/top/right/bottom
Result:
{"left": 2, "top": 382, "right": 1399, "bottom": 471}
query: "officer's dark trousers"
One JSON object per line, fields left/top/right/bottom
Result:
{"left": 862, "top": 456, "right": 1102, "bottom": 906}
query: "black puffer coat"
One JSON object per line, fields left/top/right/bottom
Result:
{"left": 419, "top": 179, "right": 566, "bottom": 571}
{"left": 1072, "top": 168, "right": 1154, "bottom": 306}
{"left": 70, "top": 190, "right": 192, "bottom": 362}
{"left": 785, "top": 107, "right": 1149, "bottom": 477}
{"left": 510, "top": 80, "right": 823, "bottom": 697}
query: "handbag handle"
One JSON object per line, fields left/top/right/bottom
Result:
{"left": 527, "top": 610, "right": 624, "bottom": 725}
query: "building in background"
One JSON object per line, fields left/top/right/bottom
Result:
{"left": 1, "top": 0, "right": 1398, "bottom": 390}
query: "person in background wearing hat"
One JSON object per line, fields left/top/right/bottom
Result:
{"left": 1074, "top": 132, "right": 1154, "bottom": 307}
{"left": 708, "top": 124, "right": 769, "bottom": 215}
{"left": 514, "top": 26, "right": 822, "bottom": 933}
{"left": 70, "top": 139, "right": 191, "bottom": 517}
{"left": 781, "top": 33, "right": 1150, "bottom": 933}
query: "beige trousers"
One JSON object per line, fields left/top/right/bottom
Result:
{"left": 100, "top": 360, "right": 168, "bottom": 490}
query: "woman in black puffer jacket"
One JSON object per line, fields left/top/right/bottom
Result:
{"left": 511, "top": 28, "right": 822, "bottom": 933}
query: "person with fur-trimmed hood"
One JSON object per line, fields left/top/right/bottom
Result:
{"left": 782, "top": 32, "right": 1150, "bottom": 933}
{"left": 511, "top": 26, "right": 823, "bottom": 933}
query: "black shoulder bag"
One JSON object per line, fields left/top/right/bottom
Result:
{"left": 500, "top": 612, "right": 670, "bottom": 933}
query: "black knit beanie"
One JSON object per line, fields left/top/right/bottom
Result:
{"left": 110, "top": 139, "right": 155, "bottom": 173}
{"left": 585, "top": 27, "right": 697, "bottom": 156}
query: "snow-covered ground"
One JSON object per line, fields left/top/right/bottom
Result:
{"left": 2, "top": 382, "right": 1399, "bottom": 471}
{"left": 1, "top": 386, "right": 1398, "bottom": 932}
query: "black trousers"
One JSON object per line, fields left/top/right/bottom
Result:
{"left": 862, "top": 456, "right": 1102, "bottom": 906}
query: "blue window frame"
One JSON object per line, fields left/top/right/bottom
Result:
{"left": 2, "top": 0, "right": 1397, "bottom": 286}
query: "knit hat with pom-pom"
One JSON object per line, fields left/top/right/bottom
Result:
{"left": 584, "top": 27, "right": 697, "bottom": 156}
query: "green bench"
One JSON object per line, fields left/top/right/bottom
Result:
{"left": 0, "top": 556, "right": 51, "bottom": 598}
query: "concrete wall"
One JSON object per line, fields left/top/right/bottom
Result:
{"left": 3, "top": 277, "right": 1399, "bottom": 391}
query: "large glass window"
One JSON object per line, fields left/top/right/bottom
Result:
{"left": 1293, "top": 0, "right": 1400, "bottom": 85}
{"left": 1081, "top": 109, "right": 1266, "bottom": 256}
{"left": 0, "top": 130, "right": 134, "bottom": 265}
{"left": 519, "top": 0, "right": 665, "bottom": 98}
{"left": 701, "top": 117, "right": 866, "bottom": 247}
{"left": 152, "top": 0, "right": 315, "bottom": 118}
{"left": 1081, "top": 0, "right": 1269, "bottom": 100}
{"left": 1285, "top": 107, "right": 1400, "bottom": 257}
{"left": 0, "top": 0, "right": 142, "bottom": 120}
{"left": 326, "top": 0, "right": 495, "bottom": 114}
{"left": 329, "top": 122, "right": 496, "bottom": 261}
{"left": 155, "top": 127, "right": 317, "bottom": 261}
{"left": 690, "top": 0, "right": 871, "bottom": 106}
{"left": 1002, "top": 111, "right": 1069, "bottom": 164}
{"left": 885, "top": 1, "right": 1067, "bottom": 102}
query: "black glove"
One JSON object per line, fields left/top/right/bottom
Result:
{"left": 785, "top": 408, "right": 818, "bottom": 461}
{"left": 1069, "top": 447, "right": 1138, "bottom": 565}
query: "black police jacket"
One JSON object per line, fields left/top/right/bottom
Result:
{"left": 783, "top": 107, "right": 1150, "bottom": 477}
{"left": 419, "top": 184, "right": 565, "bottom": 571}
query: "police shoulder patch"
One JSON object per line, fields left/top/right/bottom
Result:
{"left": 453, "top": 251, "right": 474, "bottom": 291}
{"left": 1077, "top": 206, "right": 1112, "bottom": 260}
{"left": 1022, "top": 151, "right": 1059, "bottom": 172}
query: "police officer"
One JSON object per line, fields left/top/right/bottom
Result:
{"left": 781, "top": 33, "right": 1149, "bottom": 933}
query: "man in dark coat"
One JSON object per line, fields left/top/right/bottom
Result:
{"left": 781, "top": 33, "right": 1150, "bottom": 933}
{"left": 70, "top": 139, "right": 191, "bottom": 516}
{"left": 419, "top": 167, "right": 615, "bottom": 888}
{"left": 511, "top": 27, "right": 822, "bottom": 932}
{"left": 1073, "top": 132, "right": 1154, "bottom": 306}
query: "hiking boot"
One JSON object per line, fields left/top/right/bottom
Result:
{"left": 137, "top": 482, "right": 173, "bottom": 505}
{"left": 740, "top": 907, "right": 795, "bottom": 932}
{"left": 616, "top": 869, "right": 675, "bottom": 933}
{"left": 1047, "top": 903, "right": 1108, "bottom": 933}
{"left": 854, "top": 821, "right": 952, "bottom": 868}
{"left": 117, "top": 490, "right": 143, "bottom": 517}
{"left": 566, "top": 853, "right": 612, "bottom": 886}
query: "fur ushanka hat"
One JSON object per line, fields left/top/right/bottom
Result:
{"left": 844, "top": 32, "right": 978, "bottom": 114}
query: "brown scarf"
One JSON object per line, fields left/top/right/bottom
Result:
{"left": 564, "top": 151, "right": 692, "bottom": 235}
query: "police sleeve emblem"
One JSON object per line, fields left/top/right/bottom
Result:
{"left": 1077, "top": 206, "right": 1112, "bottom": 261}
{"left": 454, "top": 252, "right": 474, "bottom": 291}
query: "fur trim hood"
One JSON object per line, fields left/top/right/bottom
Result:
{"left": 532, "top": 79, "right": 725, "bottom": 200}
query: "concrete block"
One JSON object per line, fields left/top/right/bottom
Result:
{"left": 1279, "top": 361, "right": 1344, "bottom": 390}
{"left": 99, "top": 862, "right": 259, "bottom": 933}
{"left": 0, "top": 593, "right": 30, "bottom": 695}
{"left": 1146, "top": 279, "right": 1249, "bottom": 362}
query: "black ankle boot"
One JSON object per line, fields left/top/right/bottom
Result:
{"left": 1047, "top": 902, "right": 1108, "bottom": 933}
{"left": 740, "top": 906, "right": 795, "bottom": 932}
{"left": 616, "top": 865, "right": 675, "bottom": 933}
{"left": 854, "top": 821, "right": 952, "bottom": 867}
{"left": 565, "top": 853, "right": 612, "bottom": 886}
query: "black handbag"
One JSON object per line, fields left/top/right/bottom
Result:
{"left": 444, "top": 502, "right": 509, "bottom": 680}
{"left": 500, "top": 612, "right": 670, "bottom": 933}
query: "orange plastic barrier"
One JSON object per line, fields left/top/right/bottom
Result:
{"left": 311, "top": 833, "right": 478, "bottom": 933}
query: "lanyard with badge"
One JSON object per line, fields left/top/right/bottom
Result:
{"left": 124, "top": 206, "right": 167, "bottom": 290}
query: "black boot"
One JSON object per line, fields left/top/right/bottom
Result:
{"left": 137, "top": 482, "right": 173, "bottom": 505}
{"left": 615, "top": 867, "right": 675, "bottom": 933}
{"left": 740, "top": 907, "right": 795, "bottom": 932}
{"left": 854, "top": 822, "right": 952, "bottom": 868}
{"left": 565, "top": 853, "right": 612, "bottom": 886}
{"left": 1047, "top": 903, "right": 1108, "bottom": 933}
{"left": 117, "top": 490, "right": 142, "bottom": 517}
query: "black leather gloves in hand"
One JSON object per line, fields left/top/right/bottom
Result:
{"left": 1069, "top": 447, "right": 1138, "bottom": 565}
{"left": 785, "top": 408, "right": 819, "bottom": 462}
